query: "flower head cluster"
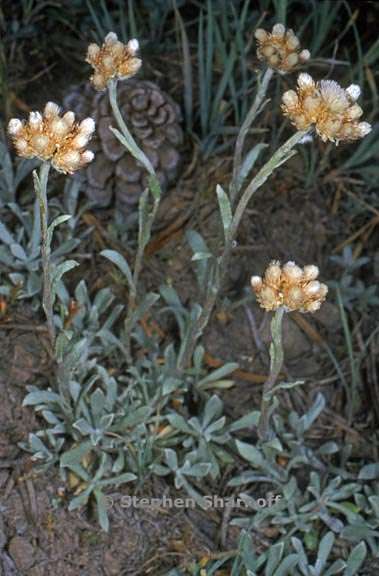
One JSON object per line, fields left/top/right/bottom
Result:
{"left": 8, "top": 102, "right": 95, "bottom": 174}
{"left": 282, "top": 73, "right": 372, "bottom": 143}
{"left": 251, "top": 261, "right": 328, "bottom": 313}
{"left": 86, "top": 32, "right": 141, "bottom": 91}
{"left": 255, "top": 24, "right": 310, "bottom": 73}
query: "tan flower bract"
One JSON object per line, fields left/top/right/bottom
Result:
{"left": 86, "top": 32, "right": 142, "bottom": 91}
{"left": 251, "top": 260, "right": 328, "bottom": 313}
{"left": 7, "top": 103, "right": 95, "bottom": 174}
{"left": 255, "top": 24, "right": 310, "bottom": 73}
{"left": 282, "top": 74, "right": 372, "bottom": 143}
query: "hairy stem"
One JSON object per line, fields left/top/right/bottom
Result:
{"left": 33, "top": 161, "right": 55, "bottom": 347}
{"left": 230, "top": 67, "right": 274, "bottom": 204}
{"left": 107, "top": 79, "right": 161, "bottom": 362}
{"left": 177, "top": 130, "right": 307, "bottom": 371}
{"left": 258, "top": 307, "right": 285, "bottom": 440}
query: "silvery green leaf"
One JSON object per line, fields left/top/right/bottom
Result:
{"left": 202, "top": 379, "right": 235, "bottom": 390}
{"left": 162, "top": 377, "right": 181, "bottom": 395}
{"left": 283, "top": 476, "right": 298, "bottom": 500}
{"left": 51, "top": 260, "right": 79, "bottom": 304}
{"left": 63, "top": 175, "right": 81, "bottom": 219}
{"left": 186, "top": 229, "right": 213, "bottom": 287}
{"left": 8, "top": 202, "right": 31, "bottom": 234}
{"left": 159, "top": 285, "right": 183, "bottom": 309}
{"left": 112, "top": 450, "right": 125, "bottom": 474}
{"left": 10, "top": 243, "right": 27, "bottom": 261}
{"left": 291, "top": 537, "right": 307, "bottom": 571}
{"left": 151, "top": 464, "right": 170, "bottom": 476}
{"left": 138, "top": 187, "right": 151, "bottom": 248}
{"left": 229, "top": 411, "right": 260, "bottom": 432}
{"left": 97, "top": 472, "right": 137, "bottom": 487}
{"left": 323, "top": 560, "right": 346, "bottom": 576}
{"left": 216, "top": 184, "right": 232, "bottom": 240}
{"left": 131, "top": 292, "right": 160, "bottom": 324}
{"left": 175, "top": 474, "right": 206, "bottom": 508}
{"left": 298, "top": 392, "right": 325, "bottom": 433}
{"left": 147, "top": 174, "right": 161, "bottom": 201}
{"left": 228, "top": 471, "right": 269, "bottom": 487}
{"left": 94, "top": 489, "right": 109, "bottom": 532}
{"left": 205, "top": 416, "right": 226, "bottom": 436}
{"left": 41, "top": 410, "right": 60, "bottom": 425}
{"left": 26, "top": 272, "right": 41, "bottom": 297}
{"left": 184, "top": 462, "right": 211, "bottom": 478}
{"left": 203, "top": 394, "right": 223, "bottom": 427}
{"left": 193, "top": 345, "right": 204, "bottom": 371}
{"left": 273, "top": 554, "right": 300, "bottom": 576}
{"left": 75, "top": 279, "right": 89, "bottom": 305}
{"left": 270, "top": 379, "right": 304, "bottom": 395}
{"left": 60, "top": 440, "right": 92, "bottom": 468}
{"left": 264, "top": 541, "right": 284, "bottom": 575}
{"left": 69, "top": 380, "right": 81, "bottom": 403}
{"left": 47, "top": 214, "right": 72, "bottom": 247}
{"left": 0, "top": 247, "right": 16, "bottom": 266}
{"left": 90, "top": 388, "right": 106, "bottom": 419}
{"left": 236, "top": 440, "right": 264, "bottom": 467}
{"left": 93, "top": 287, "right": 114, "bottom": 314}
{"left": 197, "top": 362, "right": 238, "bottom": 389}
{"left": 191, "top": 251, "right": 212, "bottom": 261}
{"left": 318, "top": 442, "right": 340, "bottom": 455}
{"left": 68, "top": 485, "right": 93, "bottom": 511}
{"left": 14, "top": 158, "right": 39, "bottom": 189}
{"left": 165, "top": 448, "right": 178, "bottom": 471}
{"left": 187, "top": 416, "right": 202, "bottom": 435}
{"left": 114, "top": 406, "right": 152, "bottom": 429}
{"left": 73, "top": 418, "right": 93, "bottom": 435}
{"left": 314, "top": 532, "right": 334, "bottom": 573}
{"left": 0, "top": 142, "right": 15, "bottom": 198}
{"left": 319, "top": 512, "right": 344, "bottom": 533}
{"left": 0, "top": 221, "right": 15, "bottom": 245}
{"left": 52, "top": 238, "right": 80, "bottom": 258}
{"left": 61, "top": 337, "right": 88, "bottom": 373}
{"left": 54, "top": 330, "right": 73, "bottom": 362}
{"left": 23, "top": 390, "right": 61, "bottom": 406}
{"left": 344, "top": 541, "right": 367, "bottom": 576}
{"left": 100, "top": 414, "right": 114, "bottom": 429}
{"left": 358, "top": 463, "right": 379, "bottom": 480}
{"left": 100, "top": 249, "right": 135, "bottom": 292}
{"left": 29, "top": 433, "right": 49, "bottom": 454}
{"left": 341, "top": 523, "right": 379, "bottom": 540}
{"left": 167, "top": 413, "right": 193, "bottom": 434}
{"left": 30, "top": 197, "right": 41, "bottom": 258}
{"left": 369, "top": 495, "right": 379, "bottom": 517}
{"left": 237, "top": 143, "right": 268, "bottom": 192}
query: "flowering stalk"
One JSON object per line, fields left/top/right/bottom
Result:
{"left": 251, "top": 260, "right": 328, "bottom": 438}
{"left": 33, "top": 161, "right": 55, "bottom": 347}
{"left": 8, "top": 102, "right": 95, "bottom": 351}
{"left": 107, "top": 79, "right": 161, "bottom": 361}
{"left": 177, "top": 129, "right": 308, "bottom": 370}
{"left": 258, "top": 306, "right": 284, "bottom": 440}
{"left": 86, "top": 32, "right": 163, "bottom": 361}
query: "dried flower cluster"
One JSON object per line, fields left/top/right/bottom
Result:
{"left": 8, "top": 103, "right": 95, "bottom": 174}
{"left": 251, "top": 261, "right": 328, "bottom": 313}
{"left": 255, "top": 24, "right": 310, "bottom": 73}
{"left": 282, "top": 73, "right": 372, "bottom": 143}
{"left": 86, "top": 32, "right": 142, "bottom": 91}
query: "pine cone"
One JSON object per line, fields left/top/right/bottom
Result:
{"left": 64, "top": 80, "right": 183, "bottom": 213}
